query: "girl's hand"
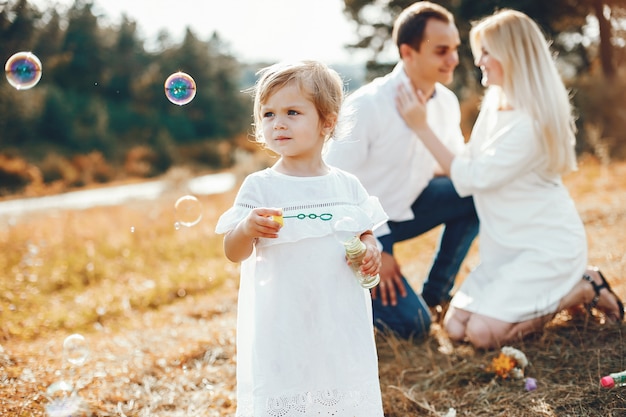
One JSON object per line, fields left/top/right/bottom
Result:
{"left": 240, "top": 208, "right": 283, "bottom": 239}
{"left": 359, "top": 240, "right": 382, "bottom": 277}
{"left": 395, "top": 83, "right": 429, "bottom": 132}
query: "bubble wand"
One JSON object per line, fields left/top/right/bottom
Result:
{"left": 333, "top": 217, "right": 380, "bottom": 289}
{"left": 600, "top": 369, "right": 626, "bottom": 388}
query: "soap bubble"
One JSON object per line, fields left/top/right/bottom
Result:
{"left": 45, "top": 380, "right": 85, "bottom": 417}
{"left": 175, "top": 195, "right": 203, "bottom": 227}
{"left": 5, "top": 51, "right": 42, "bottom": 90}
{"left": 332, "top": 216, "right": 360, "bottom": 244}
{"left": 63, "top": 334, "right": 89, "bottom": 367}
{"left": 164, "top": 71, "right": 196, "bottom": 105}
{"left": 46, "top": 380, "right": 73, "bottom": 397}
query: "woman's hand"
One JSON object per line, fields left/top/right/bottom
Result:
{"left": 395, "top": 83, "right": 455, "bottom": 175}
{"left": 395, "top": 83, "right": 429, "bottom": 132}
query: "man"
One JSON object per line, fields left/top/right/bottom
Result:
{"left": 325, "top": 1, "right": 478, "bottom": 340}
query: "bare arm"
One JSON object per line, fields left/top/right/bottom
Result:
{"left": 371, "top": 251, "right": 406, "bottom": 306}
{"left": 223, "top": 208, "right": 282, "bottom": 262}
{"left": 395, "top": 84, "right": 455, "bottom": 175}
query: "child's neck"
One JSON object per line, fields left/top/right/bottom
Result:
{"left": 273, "top": 158, "right": 330, "bottom": 177}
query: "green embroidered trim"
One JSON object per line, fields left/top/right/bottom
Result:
{"left": 283, "top": 213, "right": 333, "bottom": 221}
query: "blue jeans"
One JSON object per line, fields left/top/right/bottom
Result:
{"left": 373, "top": 177, "right": 478, "bottom": 340}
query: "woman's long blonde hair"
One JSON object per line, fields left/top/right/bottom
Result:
{"left": 470, "top": 9, "right": 578, "bottom": 175}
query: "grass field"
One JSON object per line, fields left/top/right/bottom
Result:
{"left": 0, "top": 155, "right": 625, "bottom": 416}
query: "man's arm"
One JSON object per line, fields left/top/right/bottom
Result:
{"left": 370, "top": 231, "right": 407, "bottom": 306}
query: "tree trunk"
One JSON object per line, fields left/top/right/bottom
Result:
{"left": 592, "top": 0, "right": 615, "bottom": 79}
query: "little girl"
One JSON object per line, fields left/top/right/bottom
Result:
{"left": 215, "top": 61, "right": 387, "bottom": 417}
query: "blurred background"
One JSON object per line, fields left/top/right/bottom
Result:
{"left": 1, "top": 0, "right": 625, "bottom": 198}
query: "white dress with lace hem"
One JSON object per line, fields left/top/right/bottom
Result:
{"left": 216, "top": 167, "right": 387, "bottom": 417}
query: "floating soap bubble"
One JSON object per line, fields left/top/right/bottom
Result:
{"left": 164, "top": 71, "right": 196, "bottom": 105}
{"left": 45, "top": 380, "right": 86, "bottom": 417}
{"left": 46, "top": 380, "right": 73, "bottom": 397}
{"left": 63, "top": 334, "right": 89, "bottom": 367}
{"left": 5, "top": 51, "right": 42, "bottom": 90}
{"left": 332, "top": 216, "right": 360, "bottom": 244}
{"left": 175, "top": 195, "right": 203, "bottom": 227}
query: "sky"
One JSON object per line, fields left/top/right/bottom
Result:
{"left": 31, "top": 0, "right": 368, "bottom": 65}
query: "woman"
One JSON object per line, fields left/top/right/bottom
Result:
{"left": 395, "top": 9, "right": 624, "bottom": 349}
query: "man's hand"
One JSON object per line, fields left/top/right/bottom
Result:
{"left": 371, "top": 251, "right": 406, "bottom": 306}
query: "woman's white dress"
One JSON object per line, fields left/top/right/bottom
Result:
{"left": 449, "top": 106, "right": 587, "bottom": 323}
{"left": 216, "top": 167, "right": 387, "bottom": 417}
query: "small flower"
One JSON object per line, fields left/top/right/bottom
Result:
{"left": 501, "top": 346, "right": 528, "bottom": 368}
{"left": 510, "top": 368, "right": 524, "bottom": 380}
{"left": 488, "top": 352, "right": 517, "bottom": 378}
{"left": 488, "top": 346, "right": 529, "bottom": 380}
{"left": 525, "top": 377, "right": 537, "bottom": 391}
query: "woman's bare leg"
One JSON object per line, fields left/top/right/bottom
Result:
{"left": 442, "top": 306, "right": 471, "bottom": 342}
{"left": 557, "top": 267, "right": 623, "bottom": 321}
{"left": 444, "top": 267, "right": 623, "bottom": 349}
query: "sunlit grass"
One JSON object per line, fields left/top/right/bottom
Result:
{"left": 1, "top": 157, "right": 625, "bottom": 416}
{"left": 0, "top": 191, "right": 235, "bottom": 341}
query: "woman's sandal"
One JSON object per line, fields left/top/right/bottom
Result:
{"left": 582, "top": 268, "right": 625, "bottom": 322}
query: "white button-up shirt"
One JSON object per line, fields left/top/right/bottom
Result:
{"left": 325, "top": 63, "right": 465, "bottom": 236}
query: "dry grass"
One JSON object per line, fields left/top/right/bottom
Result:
{"left": 0, "top": 155, "right": 625, "bottom": 416}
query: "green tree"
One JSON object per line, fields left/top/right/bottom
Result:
{"left": 0, "top": 0, "right": 40, "bottom": 150}
{"left": 157, "top": 28, "right": 247, "bottom": 142}
{"left": 0, "top": 0, "right": 251, "bottom": 177}
{"left": 32, "top": 8, "right": 64, "bottom": 67}
{"left": 105, "top": 16, "right": 144, "bottom": 101}
{"left": 55, "top": 0, "right": 106, "bottom": 91}
{"left": 0, "top": 0, "right": 40, "bottom": 59}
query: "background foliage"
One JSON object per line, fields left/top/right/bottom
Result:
{"left": 1, "top": 0, "right": 625, "bottom": 196}
{"left": 1, "top": 0, "right": 250, "bottom": 194}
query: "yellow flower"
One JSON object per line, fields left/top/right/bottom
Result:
{"left": 489, "top": 352, "right": 517, "bottom": 379}
{"left": 501, "top": 346, "right": 528, "bottom": 368}
{"left": 488, "top": 346, "right": 529, "bottom": 380}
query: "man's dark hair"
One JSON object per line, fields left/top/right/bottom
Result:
{"left": 392, "top": 1, "right": 454, "bottom": 53}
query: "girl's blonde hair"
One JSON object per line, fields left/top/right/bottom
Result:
{"left": 470, "top": 9, "right": 578, "bottom": 175}
{"left": 250, "top": 60, "right": 345, "bottom": 144}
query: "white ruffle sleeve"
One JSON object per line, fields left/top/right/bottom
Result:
{"left": 215, "top": 168, "right": 388, "bottom": 248}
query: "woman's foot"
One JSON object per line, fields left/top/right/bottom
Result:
{"left": 582, "top": 267, "right": 625, "bottom": 322}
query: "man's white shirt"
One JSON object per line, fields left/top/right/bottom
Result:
{"left": 325, "top": 63, "right": 465, "bottom": 237}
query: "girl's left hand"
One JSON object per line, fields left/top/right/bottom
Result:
{"left": 395, "top": 84, "right": 428, "bottom": 132}
{"left": 359, "top": 242, "right": 381, "bottom": 277}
